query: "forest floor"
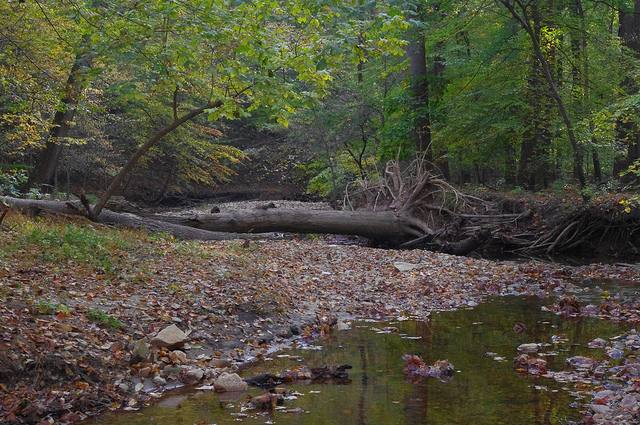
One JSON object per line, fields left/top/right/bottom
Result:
{"left": 1, "top": 203, "right": 640, "bottom": 424}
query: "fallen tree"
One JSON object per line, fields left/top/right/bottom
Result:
{"left": 4, "top": 160, "right": 639, "bottom": 258}
{"left": 1, "top": 161, "right": 464, "bottom": 246}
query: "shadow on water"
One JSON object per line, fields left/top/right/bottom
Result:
{"left": 85, "top": 295, "right": 632, "bottom": 425}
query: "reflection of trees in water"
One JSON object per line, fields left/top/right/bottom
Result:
{"left": 403, "top": 320, "right": 432, "bottom": 424}
{"left": 358, "top": 345, "right": 368, "bottom": 425}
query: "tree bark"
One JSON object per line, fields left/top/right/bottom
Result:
{"left": 405, "top": 3, "right": 433, "bottom": 167}
{"left": 1, "top": 196, "right": 432, "bottom": 245}
{"left": 141, "top": 208, "right": 430, "bottom": 243}
{"left": 26, "top": 47, "right": 94, "bottom": 191}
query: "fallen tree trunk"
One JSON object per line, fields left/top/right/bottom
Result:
{"left": 1, "top": 197, "right": 431, "bottom": 244}
{"left": 1, "top": 197, "right": 245, "bottom": 241}
{"left": 140, "top": 209, "right": 431, "bottom": 242}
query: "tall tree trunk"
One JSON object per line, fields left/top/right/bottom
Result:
{"left": 500, "top": 0, "right": 586, "bottom": 188}
{"left": 26, "top": 47, "right": 93, "bottom": 191}
{"left": 517, "top": 2, "right": 553, "bottom": 189}
{"left": 614, "top": 0, "right": 640, "bottom": 181}
{"left": 570, "top": 0, "right": 602, "bottom": 183}
{"left": 406, "top": 22, "right": 433, "bottom": 166}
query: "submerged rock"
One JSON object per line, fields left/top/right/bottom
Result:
{"left": 517, "top": 343, "right": 539, "bottom": 352}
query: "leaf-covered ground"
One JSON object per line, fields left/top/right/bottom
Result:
{"left": 1, "top": 208, "right": 639, "bottom": 424}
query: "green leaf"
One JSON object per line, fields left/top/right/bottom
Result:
{"left": 316, "top": 58, "right": 328, "bottom": 71}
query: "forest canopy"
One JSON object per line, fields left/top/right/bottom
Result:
{"left": 1, "top": 0, "right": 640, "bottom": 204}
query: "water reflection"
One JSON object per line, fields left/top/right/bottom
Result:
{"left": 85, "top": 295, "right": 631, "bottom": 425}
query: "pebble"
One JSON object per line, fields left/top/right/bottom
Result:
{"left": 152, "top": 376, "right": 167, "bottom": 386}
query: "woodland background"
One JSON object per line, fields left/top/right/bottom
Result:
{"left": 1, "top": 0, "right": 640, "bottom": 208}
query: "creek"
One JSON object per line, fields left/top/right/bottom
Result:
{"left": 84, "top": 280, "right": 638, "bottom": 425}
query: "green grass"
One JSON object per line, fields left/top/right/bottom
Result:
{"left": 87, "top": 309, "right": 122, "bottom": 329}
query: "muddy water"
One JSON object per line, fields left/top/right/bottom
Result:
{"left": 86, "top": 293, "right": 632, "bottom": 425}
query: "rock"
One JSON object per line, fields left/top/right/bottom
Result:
{"left": 567, "top": 356, "right": 598, "bottom": 370}
{"left": 619, "top": 393, "right": 640, "bottom": 409}
{"left": 163, "top": 366, "right": 183, "bottom": 377}
{"left": 130, "top": 340, "right": 150, "bottom": 364}
{"left": 606, "top": 347, "right": 624, "bottom": 359}
{"left": 183, "top": 368, "right": 205, "bottom": 385}
{"left": 513, "top": 323, "right": 526, "bottom": 334}
{"left": 138, "top": 367, "right": 151, "bottom": 378}
{"left": 151, "top": 325, "right": 189, "bottom": 349}
{"left": 169, "top": 350, "right": 188, "bottom": 364}
{"left": 587, "top": 338, "right": 607, "bottom": 348}
{"left": 393, "top": 261, "right": 421, "bottom": 272}
{"left": 213, "top": 372, "right": 248, "bottom": 392}
{"left": 152, "top": 376, "right": 167, "bottom": 386}
{"left": 517, "top": 343, "right": 539, "bottom": 352}
{"left": 209, "top": 358, "right": 232, "bottom": 368}
{"left": 589, "top": 404, "right": 610, "bottom": 414}
{"left": 336, "top": 321, "right": 351, "bottom": 331}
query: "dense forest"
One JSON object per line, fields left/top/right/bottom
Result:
{"left": 1, "top": 0, "right": 640, "bottom": 207}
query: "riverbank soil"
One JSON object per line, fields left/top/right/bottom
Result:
{"left": 1, "top": 202, "right": 640, "bottom": 424}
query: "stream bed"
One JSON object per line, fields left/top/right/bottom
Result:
{"left": 85, "top": 285, "right": 637, "bottom": 425}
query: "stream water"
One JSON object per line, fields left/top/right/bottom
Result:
{"left": 85, "top": 284, "right": 637, "bottom": 425}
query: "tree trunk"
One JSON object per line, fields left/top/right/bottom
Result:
{"left": 500, "top": 0, "right": 586, "bottom": 188}
{"left": 141, "top": 208, "right": 430, "bottom": 243}
{"left": 1, "top": 196, "right": 432, "bottom": 245}
{"left": 26, "top": 47, "right": 94, "bottom": 191}
{"left": 615, "top": 1, "right": 640, "bottom": 180}
{"left": 89, "top": 99, "right": 223, "bottom": 219}
{"left": 405, "top": 3, "right": 433, "bottom": 167}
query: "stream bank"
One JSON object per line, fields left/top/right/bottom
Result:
{"left": 1, "top": 206, "right": 640, "bottom": 424}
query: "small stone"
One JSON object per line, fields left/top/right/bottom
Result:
{"left": 134, "top": 382, "right": 144, "bottom": 392}
{"left": 138, "top": 367, "right": 151, "bottom": 378}
{"left": 152, "top": 376, "right": 167, "bottom": 386}
{"left": 589, "top": 404, "right": 610, "bottom": 414}
{"left": 587, "top": 338, "right": 607, "bottom": 348}
{"left": 151, "top": 325, "right": 189, "bottom": 350}
{"left": 393, "top": 261, "right": 421, "bottom": 272}
{"left": 163, "top": 366, "right": 183, "bottom": 377}
{"left": 183, "top": 368, "right": 205, "bottom": 385}
{"left": 170, "top": 350, "right": 188, "bottom": 364}
{"left": 209, "top": 358, "right": 232, "bottom": 368}
{"left": 131, "top": 340, "right": 150, "bottom": 361}
{"left": 213, "top": 372, "right": 248, "bottom": 392}
{"left": 517, "top": 343, "right": 539, "bottom": 353}
{"left": 619, "top": 393, "right": 640, "bottom": 409}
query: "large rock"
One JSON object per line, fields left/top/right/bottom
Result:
{"left": 151, "top": 325, "right": 189, "bottom": 350}
{"left": 213, "top": 372, "right": 248, "bottom": 392}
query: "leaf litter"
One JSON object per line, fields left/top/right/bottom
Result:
{"left": 2, "top": 216, "right": 640, "bottom": 424}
